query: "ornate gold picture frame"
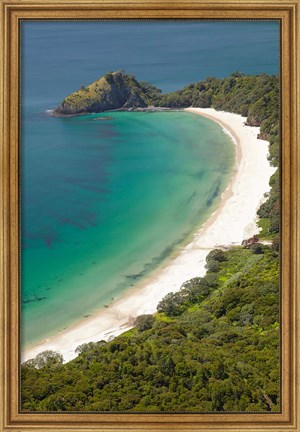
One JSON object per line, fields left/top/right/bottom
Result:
{"left": 0, "top": 0, "right": 299, "bottom": 430}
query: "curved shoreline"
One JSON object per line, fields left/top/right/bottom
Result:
{"left": 23, "top": 108, "right": 275, "bottom": 363}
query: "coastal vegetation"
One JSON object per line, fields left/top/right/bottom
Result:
{"left": 21, "top": 245, "right": 280, "bottom": 412}
{"left": 21, "top": 71, "right": 280, "bottom": 412}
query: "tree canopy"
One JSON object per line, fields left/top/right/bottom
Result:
{"left": 21, "top": 246, "right": 280, "bottom": 413}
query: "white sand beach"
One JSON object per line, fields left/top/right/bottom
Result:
{"left": 23, "top": 108, "right": 276, "bottom": 363}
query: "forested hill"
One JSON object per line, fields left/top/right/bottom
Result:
{"left": 53, "top": 71, "right": 161, "bottom": 116}
{"left": 22, "top": 245, "right": 280, "bottom": 412}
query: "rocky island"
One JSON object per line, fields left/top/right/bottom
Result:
{"left": 53, "top": 71, "right": 162, "bottom": 116}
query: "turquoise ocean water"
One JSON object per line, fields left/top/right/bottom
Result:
{"left": 21, "top": 21, "right": 279, "bottom": 348}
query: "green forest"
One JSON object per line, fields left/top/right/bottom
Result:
{"left": 21, "top": 246, "right": 280, "bottom": 412}
{"left": 22, "top": 72, "right": 280, "bottom": 412}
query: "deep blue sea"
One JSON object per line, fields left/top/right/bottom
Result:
{"left": 21, "top": 21, "right": 279, "bottom": 348}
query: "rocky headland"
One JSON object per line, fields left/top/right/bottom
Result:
{"left": 52, "top": 71, "right": 162, "bottom": 116}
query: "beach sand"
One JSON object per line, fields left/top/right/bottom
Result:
{"left": 23, "top": 108, "right": 276, "bottom": 363}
